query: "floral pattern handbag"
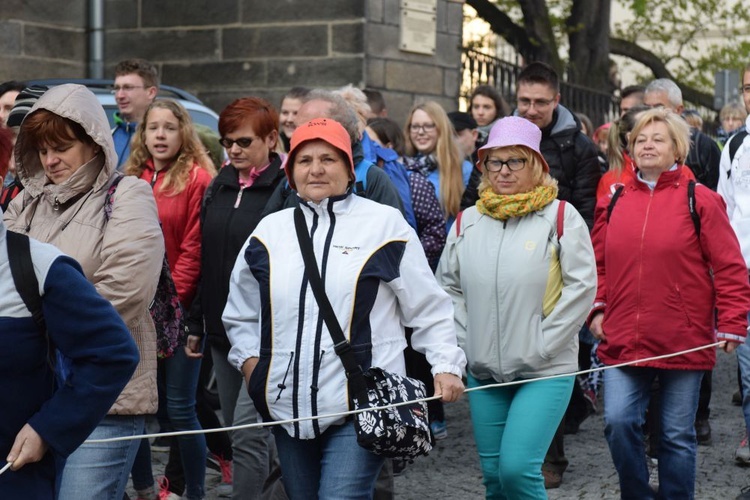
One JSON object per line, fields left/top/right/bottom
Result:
{"left": 352, "top": 367, "right": 433, "bottom": 458}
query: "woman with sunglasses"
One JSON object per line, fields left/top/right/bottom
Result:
{"left": 185, "top": 96, "right": 287, "bottom": 499}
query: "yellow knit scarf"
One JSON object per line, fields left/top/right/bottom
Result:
{"left": 476, "top": 184, "right": 559, "bottom": 221}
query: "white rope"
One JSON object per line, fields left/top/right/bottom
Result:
{"left": 81, "top": 341, "right": 726, "bottom": 444}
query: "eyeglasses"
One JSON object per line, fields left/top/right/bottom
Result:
{"left": 110, "top": 85, "right": 148, "bottom": 94}
{"left": 219, "top": 137, "right": 254, "bottom": 149}
{"left": 516, "top": 97, "right": 555, "bottom": 109}
{"left": 484, "top": 158, "right": 527, "bottom": 172}
{"left": 409, "top": 123, "right": 437, "bottom": 133}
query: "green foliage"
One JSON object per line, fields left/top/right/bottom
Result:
{"left": 613, "top": 0, "right": 750, "bottom": 93}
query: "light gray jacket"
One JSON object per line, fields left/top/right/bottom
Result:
{"left": 436, "top": 200, "right": 596, "bottom": 382}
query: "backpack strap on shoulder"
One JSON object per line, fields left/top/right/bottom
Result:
{"left": 688, "top": 180, "right": 700, "bottom": 239}
{"left": 556, "top": 200, "right": 566, "bottom": 239}
{"left": 7, "top": 230, "right": 46, "bottom": 333}
{"left": 728, "top": 130, "right": 748, "bottom": 179}
{"left": 606, "top": 185, "right": 625, "bottom": 223}
{"left": 103, "top": 174, "right": 125, "bottom": 222}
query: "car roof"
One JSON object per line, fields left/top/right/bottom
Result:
{"left": 26, "top": 78, "right": 219, "bottom": 132}
{"left": 28, "top": 78, "right": 204, "bottom": 103}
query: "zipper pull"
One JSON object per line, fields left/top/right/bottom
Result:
{"left": 151, "top": 170, "right": 158, "bottom": 187}
{"left": 234, "top": 186, "right": 245, "bottom": 209}
{"left": 53, "top": 197, "right": 60, "bottom": 211}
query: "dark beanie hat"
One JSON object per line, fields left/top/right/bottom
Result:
{"left": 6, "top": 85, "right": 48, "bottom": 128}
{"left": 448, "top": 111, "right": 478, "bottom": 132}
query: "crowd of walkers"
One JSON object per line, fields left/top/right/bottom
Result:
{"left": 4, "top": 56, "right": 750, "bottom": 500}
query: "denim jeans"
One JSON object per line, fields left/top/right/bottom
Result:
{"left": 273, "top": 421, "right": 384, "bottom": 499}
{"left": 603, "top": 367, "right": 702, "bottom": 500}
{"left": 130, "top": 348, "right": 206, "bottom": 499}
{"left": 737, "top": 342, "right": 750, "bottom": 436}
{"left": 58, "top": 415, "right": 145, "bottom": 500}
{"left": 467, "top": 374, "right": 574, "bottom": 499}
{"left": 212, "top": 345, "right": 270, "bottom": 500}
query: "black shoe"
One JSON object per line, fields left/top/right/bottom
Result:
{"left": 734, "top": 390, "right": 743, "bottom": 406}
{"left": 695, "top": 418, "right": 712, "bottom": 445}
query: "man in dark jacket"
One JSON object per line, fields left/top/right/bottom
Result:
{"left": 643, "top": 78, "right": 721, "bottom": 191}
{"left": 515, "top": 62, "right": 601, "bottom": 229}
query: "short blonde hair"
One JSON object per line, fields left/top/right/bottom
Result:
{"left": 628, "top": 108, "right": 690, "bottom": 165}
{"left": 478, "top": 145, "right": 558, "bottom": 194}
{"left": 720, "top": 101, "right": 747, "bottom": 122}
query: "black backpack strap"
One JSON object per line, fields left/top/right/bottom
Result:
{"left": 606, "top": 185, "right": 625, "bottom": 223}
{"left": 728, "top": 130, "right": 748, "bottom": 179}
{"left": 7, "top": 230, "right": 46, "bottom": 333}
{"left": 688, "top": 180, "right": 701, "bottom": 239}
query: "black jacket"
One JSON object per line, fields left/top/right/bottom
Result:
{"left": 461, "top": 106, "right": 601, "bottom": 230}
{"left": 686, "top": 128, "right": 721, "bottom": 191}
{"left": 187, "top": 153, "right": 286, "bottom": 349}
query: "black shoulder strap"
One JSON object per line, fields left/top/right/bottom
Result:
{"left": 293, "top": 207, "right": 366, "bottom": 397}
{"left": 728, "top": 130, "right": 748, "bottom": 179}
{"left": 606, "top": 185, "right": 625, "bottom": 223}
{"left": 7, "top": 230, "right": 46, "bottom": 332}
{"left": 688, "top": 180, "right": 701, "bottom": 239}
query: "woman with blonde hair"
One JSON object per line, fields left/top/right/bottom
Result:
{"left": 404, "top": 101, "right": 472, "bottom": 230}
{"left": 125, "top": 98, "right": 216, "bottom": 500}
{"left": 437, "top": 116, "right": 596, "bottom": 498}
{"left": 590, "top": 108, "right": 750, "bottom": 498}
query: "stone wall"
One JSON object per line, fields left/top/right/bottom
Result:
{"left": 0, "top": 0, "right": 463, "bottom": 122}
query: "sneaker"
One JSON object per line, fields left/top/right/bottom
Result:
{"left": 157, "top": 476, "right": 181, "bottom": 500}
{"left": 206, "top": 452, "right": 233, "bottom": 497}
{"left": 151, "top": 436, "right": 171, "bottom": 453}
{"left": 542, "top": 469, "right": 562, "bottom": 489}
{"left": 738, "top": 485, "right": 750, "bottom": 500}
{"left": 430, "top": 420, "right": 448, "bottom": 440}
{"left": 736, "top": 435, "right": 750, "bottom": 465}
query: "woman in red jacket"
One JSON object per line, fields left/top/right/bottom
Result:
{"left": 590, "top": 108, "right": 750, "bottom": 499}
{"left": 125, "top": 99, "right": 216, "bottom": 500}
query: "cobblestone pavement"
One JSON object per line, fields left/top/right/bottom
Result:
{"left": 129, "top": 350, "right": 749, "bottom": 499}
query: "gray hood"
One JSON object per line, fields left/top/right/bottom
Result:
{"left": 549, "top": 104, "right": 580, "bottom": 137}
{"left": 14, "top": 84, "right": 117, "bottom": 200}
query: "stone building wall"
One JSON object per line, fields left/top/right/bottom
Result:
{"left": 0, "top": 0, "right": 464, "bottom": 123}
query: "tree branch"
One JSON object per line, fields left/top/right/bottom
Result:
{"left": 609, "top": 37, "right": 714, "bottom": 108}
{"left": 466, "top": 0, "right": 547, "bottom": 63}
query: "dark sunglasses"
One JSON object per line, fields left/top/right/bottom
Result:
{"left": 219, "top": 137, "right": 254, "bottom": 148}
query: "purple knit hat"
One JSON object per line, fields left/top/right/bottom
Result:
{"left": 477, "top": 116, "right": 549, "bottom": 172}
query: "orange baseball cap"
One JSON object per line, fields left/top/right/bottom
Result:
{"left": 286, "top": 118, "right": 354, "bottom": 189}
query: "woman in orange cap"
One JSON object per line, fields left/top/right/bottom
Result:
{"left": 222, "top": 118, "right": 466, "bottom": 499}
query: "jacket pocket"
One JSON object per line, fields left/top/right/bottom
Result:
{"left": 674, "top": 284, "right": 693, "bottom": 327}
{"left": 534, "top": 314, "right": 552, "bottom": 361}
